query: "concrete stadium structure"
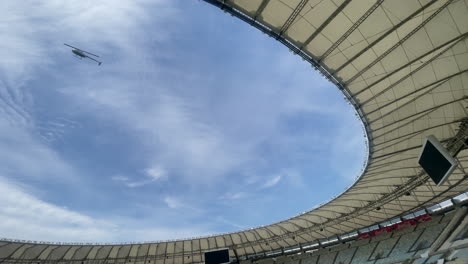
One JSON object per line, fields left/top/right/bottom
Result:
{"left": 1, "top": 0, "right": 468, "bottom": 263}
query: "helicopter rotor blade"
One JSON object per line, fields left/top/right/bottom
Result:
{"left": 64, "top": 43, "right": 79, "bottom": 50}
{"left": 64, "top": 43, "right": 100, "bottom": 57}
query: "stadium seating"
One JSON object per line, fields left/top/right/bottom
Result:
{"left": 261, "top": 207, "right": 468, "bottom": 264}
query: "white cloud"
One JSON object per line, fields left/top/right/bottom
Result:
{"left": 0, "top": 117, "right": 80, "bottom": 184}
{"left": 163, "top": 196, "right": 202, "bottom": 215}
{"left": 164, "top": 196, "right": 182, "bottom": 209}
{"left": 145, "top": 165, "right": 167, "bottom": 181}
{"left": 125, "top": 182, "right": 145, "bottom": 188}
{"left": 260, "top": 175, "right": 282, "bottom": 189}
{"left": 279, "top": 169, "right": 305, "bottom": 189}
{"left": 111, "top": 166, "right": 167, "bottom": 188}
{"left": 0, "top": 177, "right": 212, "bottom": 242}
{"left": 0, "top": 177, "right": 115, "bottom": 242}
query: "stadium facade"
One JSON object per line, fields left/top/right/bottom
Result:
{"left": 1, "top": 0, "right": 468, "bottom": 263}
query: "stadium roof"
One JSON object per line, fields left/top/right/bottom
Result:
{"left": 1, "top": 0, "right": 468, "bottom": 263}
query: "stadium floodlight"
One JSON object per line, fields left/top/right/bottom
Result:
{"left": 418, "top": 135, "right": 458, "bottom": 186}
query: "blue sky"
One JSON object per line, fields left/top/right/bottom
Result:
{"left": 0, "top": 0, "right": 366, "bottom": 242}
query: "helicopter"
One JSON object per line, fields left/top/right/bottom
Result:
{"left": 64, "top": 43, "right": 102, "bottom": 65}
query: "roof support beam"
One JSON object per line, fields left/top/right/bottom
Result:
{"left": 271, "top": 224, "right": 297, "bottom": 239}
{"left": 373, "top": 102, "right": 467, "bottom": 145}
{"left": 360, "top": 212, "right": 388, "bottom": 221}
{"left": 249, "top": 230, "right": 268, "bottom": 252}
{"left": 2, "top": 244, "right": 27, "bottom": 261}
{"left": 299, "top": 0, "right": 352, "bottom": 50}
{"left": 319, "top": 224, "right": 348, "bottom": 236}
{"left": 353, "top": 33, "right": 468, "bottom": 97}
{"left": 284, "top": 220, "right": 307, "bottom": 231}
{"left": 294, "top": 216, "right": 318, "bottom": 227}
{"left": 345, "top": 188, "right": 392, "bottom": 194}
{"left": 260, "top": 228, "right": 284, "bottom": 249}
{"left": 56, "top": 246, "right": 74, "bottom": 263}
{"left": 371, "top": 141, "right": 445, "bottom": 160}
{"left": 303, "top": 215, "right": 349, "bottom": 234}
{"left": 304, "top": 209, "right": 346, "bottom": 219}
{"left": 373, "top": 121, "right": 461, "bottom": 150}
{"left": 366, "top": 70, "right": 468, "bottom": 118}
{"left": 333, "top": 0, "right": 439, "bottom": 74}
{"left": 283, "top": 226, "right": 309, "bottom": 244}
{"left": 228, "top": 234, "right": 236, "bottom": 252}
{"left": 241, "top": 232, "right": 259, "bottom": 255}
{"left": 143, "top": 244, "right": 151, "bottom": 264}
{"left": 292, "top": 218, "right": 326, "bottom": 238}
{"left": 408, "top": 177, "right": 468, "bottom": 211}
{"left": 319, "top": 0, "right": 384, "bottom": 62}
{"left": 254, "top": 217, "right": 345, "bottom": 246}
{"left": 162, "top": 243, "right": 169, "bottom": 264}
{"left": 374, "top": 106, "right": 463, "bottom": 137}
{"left": 306, "top": 212, "right": 356, "bottom": 231}
{"left": 367, "top": 156, "right": 418, "bottom": 171}
{"left": 279, "top": 0, "right": 309, "bottom": 35}
{"left": 239, "top": 233, "right": 258, "bottom": 256}
{"left": 345, "top": 0, "right": 455, "bottom": 85}
{"left": 375, "top": 205, "right": 402, "bottom": 214}
{"left": 360, "top": 34, "right": 467, "bottom": 106}
{"left": 364, "top": 166, "right": 421, "bottom": 178}
{"left": 254, "top": 0, "right": 270, "bottom": 21}
{"left": 359, "top": 175, "right": 414, "bottom": 184}
{"left": 371, "top": 95, "right": 467, "bottom": 129}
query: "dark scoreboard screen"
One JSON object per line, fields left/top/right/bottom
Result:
{"left": 205, "top": 249, "right": 230, "bottom": 264}
{"left": 418, "top": 135, "right": 457, "bottom": 185}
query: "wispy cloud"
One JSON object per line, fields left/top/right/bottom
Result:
{"left": 260, "top": 175, "right": 282, "bottom": 189}
{"left": 0, "top": 177, "right": 213, "bottom": 242}
{"left": 111, "top": 165, "right": 167, "bottom": 188}
{"left": 164, "top": 196, "right": 183, "bottom": 209}
{"left": 0, "top": 118, "right": 79, "bottom": 183}
{"left": 0, "top": 177, "right": 115, "bottom": 242}
{"left": 163, "top": 196, "right": 202, "bottom": 215}
{"left": 146, "top": 166, "right": 167, "bottom": 180}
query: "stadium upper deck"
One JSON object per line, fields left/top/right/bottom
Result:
{"left": 1, "top": 0, "right": 468, "bottom": 263}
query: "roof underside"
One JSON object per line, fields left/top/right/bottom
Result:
{"left": 2, "top": 0, "right": 468, "bottom": 263}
